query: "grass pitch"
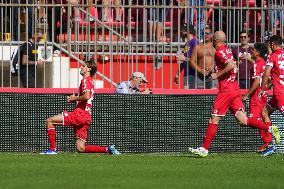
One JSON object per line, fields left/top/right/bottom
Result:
{"left": 0, "top": 153, "right": 283, "bottom": 189}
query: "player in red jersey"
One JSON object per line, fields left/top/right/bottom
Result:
{"left": 241, "top": 43, "right": 273, "bottom": 152}
{"left": 41, "top": 60, "right": 120, "bottom": 155}
{"left": 258, "top": 35, "right": 284, "bottom": 156}
{"left": 189, "top": 31, "right": 280, "bottom": 157}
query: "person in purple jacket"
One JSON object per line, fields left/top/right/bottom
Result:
{"left": 174, "top": 24, "right": 198, "bottom": 89}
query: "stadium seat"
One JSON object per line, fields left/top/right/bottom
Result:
{"left": 78, "top": 7, "right": 99, "bottom": 27}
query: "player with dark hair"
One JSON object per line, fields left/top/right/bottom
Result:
{"left": 41, "top": 59, "right": 121, "bottom": 155}
{"left": 258, "top": 35, "right": 284, "bottom": 156}
{"left": 241, "top": 42, "right": 273, "bottom": 153}
{"left": 188, "top": 31, "right": 280, "bottom": 157}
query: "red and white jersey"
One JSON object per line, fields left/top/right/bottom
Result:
{"left": 250, "top": 58, "right": 267, "bottom": 105}
{"left": 266, "top": 49, "right": 284, "bottom": 95}
{"left": 215, "top": 44, "right": 239, "bottom": 91}
{"left": 76, "top": 76, "right": 95, "bottom": 114}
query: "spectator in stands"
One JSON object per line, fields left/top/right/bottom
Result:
{"left": 47, "top": 0, "right": 68, "bottom": 54}
{"left": 174, "top": 24, "right": 198, "bottom": 89}
{"left": 268, "top": 0, "right": 284, "bottom": 38}
{"left": 184, "top": 0, "right": 205, "bottom": 41}
{"left": 232, "top": 30, "right": 253, "bottom": 89}
{"left": 147, "top": 0, "right": 171, "bottom": 42}
{"left": 115, "top": 72, "right": 152, "bottom": 94}
{"left": 12, "top": 0, "right": 33, "bottom": 41}
{"left": 20, "top": 28, "right": 45, "bottom": 88}
{"left": 189, "top": 26, "right": 216, "bottom": 89}
{"left": 102, "top": 0, "right": 122, "bottom": 21}
{"left": 40, "top": 59, "right": 121, "bottom": 155}
{"left": 263, "top": 31, "right": 273, "bottom": 57}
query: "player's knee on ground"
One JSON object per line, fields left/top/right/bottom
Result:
{"left": 76, "top": 139, "right": 86, "bottom": 153}
{"left": 46, "top": 118, "right": 53, "bottom": 128}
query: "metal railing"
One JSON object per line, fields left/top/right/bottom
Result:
{"left": 0, "top": 1, "right": 283, "bottom": 89}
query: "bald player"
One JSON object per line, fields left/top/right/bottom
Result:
{"left": 189, "top": 26, "right": 216, "bottom": 89}
{"left": 188, "top": 31, "right": 280, "bottom": 157}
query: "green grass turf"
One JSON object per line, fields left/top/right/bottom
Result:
{"left": 0, "top": 153, "right": 283, "bottom": 189}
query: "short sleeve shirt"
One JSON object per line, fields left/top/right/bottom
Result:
{"left": 250, "top": 58, "right": 268, "bottom": 103}
{"left": 76, "top": 76, "right": 95, "bottom": 114}
{"left": 215, "top": 44, "right": 239, "bottom": 91}
{"left": 266, "top": 49, "right": 284, "bottom": 95}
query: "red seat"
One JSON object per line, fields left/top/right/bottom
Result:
{"left": 78, "top": 7, "right": 99, "bottom": 27}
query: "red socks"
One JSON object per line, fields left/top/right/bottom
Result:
{"left": 247, "top": 117, "right": 269, "bottom": 130}
{"left": 47, "top": 127, "right": 56, "bottom": 151}
{"left": 259, "top": 122, "right": 273, "bottom": 144}
{"left": 202, "top": 123, "right": 218, "bottom": 150}
{"left": 85, "top": 145, "right": 108, "bottom": 153}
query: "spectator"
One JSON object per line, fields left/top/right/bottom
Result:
{"left": 174, "top": 24, "right": 198, "bottom": 89}
{"left": 47, "top": 0, "right": 68, "bottom": 54}
{"left": 241, "top": 42, "right": 272, "bottom": 153}
{"left": 102, "top": 0, "right": 122, "bottom": 21}
{"left": 232, "top": 30, "right": 253, "bottom": 89}
{"left": 20, "top": 28, "right": 45, "bottom": 88}
{"left": 189, "top": 26, "right": 216, "bottom": 89}
{"left": 184, "top": 0, "right": 205, "bottom": 41}
{"left": 12, "top": 0, "right": 33, "bottom": 41}
{"left": 147, "top": 0, "right": 170, "bottom": 42}
{"left": 115, "top": 72, "right": 152, "bottom": 94}
{"left": 41, "top": 59, "right": 121, "bottom": 155}
{"left": 268, "top": 0, "right": 284, "bottom": 38}
{"left": 263, "top": 31, "right": 273, "bottom": 57}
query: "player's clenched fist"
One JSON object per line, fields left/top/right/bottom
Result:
{"left": 67, "top": 94, "right": 77, "bottom": 103}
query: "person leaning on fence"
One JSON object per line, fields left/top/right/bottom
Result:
{"left": 115, "top": 72, "right": 152, "bottom": 94}
{"left": 174, "top": 24, "right": 198, "bottom": 89}
{"left": 232, "top": 30, "right": 253, "bottom": 89}
{"left": 188, "top": 30, "right": 280, "bottom": 158}
{"left": 20, "top": 28, "right": 45, "bottom": 88}
{"left": 41, "top": 59, "right": 121, "bottom": 155}
{"left": 189, "top": 26, "right": 216, "bottom": 89}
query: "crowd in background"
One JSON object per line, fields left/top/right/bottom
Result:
{"left": 1, "top": 0, "right": 284, "bottom": 89}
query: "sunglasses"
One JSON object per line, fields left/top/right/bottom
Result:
{"left": 240, "top": 36, "right": 247, "bottom": 39}
{"left": 205, "top": 32, "right": 212, "bottom": 35}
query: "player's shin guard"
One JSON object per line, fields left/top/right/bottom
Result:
{"left": 202, "top": 123, "right": 218, "bottom": 150}
{"left": 47, "top": 127, "right": 56, "bottom": 151}
{"left": 247, "top": 117, "right": 269, "bottom": 130}
{"left": 85, "top": 145, "right": 108, "bottom": 153}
